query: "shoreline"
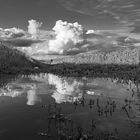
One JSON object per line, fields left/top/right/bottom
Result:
{"left": 1, "top": 63, "right": 140, "bottom": 82}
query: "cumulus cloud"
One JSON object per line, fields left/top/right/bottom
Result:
{"left": 21, "top": 20, "right": 127, "bottom": 55}
{"left": 48, "top": 20, "right": 84, "bottom": 54}
{"left": 0, "top": 19, "right": 43, "bottom": 41}
{"left": 28, "top": 19, "right": 42, "bottom": 39}
{"left": 0, "top": 27, "right": 25, "bottom": 39}
{"left": 23, "top": 20, "right": 87, "bottom": 55}
{"left": 0, "top": 19, "right": 133, "bottom": 56}
{"left": 0, "top": 20, "right": 44, "bottom": 49}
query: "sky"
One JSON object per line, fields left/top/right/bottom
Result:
{"left": 0, "top": 0, "right": 96, "bottom": 30}
{"left": 0, "top": 0, "right": 140, "bottom": 55}
{"left": 0, "top": 0, "right": 140, "bottom": 30}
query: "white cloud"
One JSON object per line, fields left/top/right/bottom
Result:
{"left": 1, "top": 19, "right": 135, "bottom": 56}
{"left": 0, "top": 27, "right": 25, "bottom": 39}
{"left": 22, "top": 20, "right": 88, "bottom": 55}
{"left": 4, "top": 27, "right": 24, "bottom": 34}
{"left": 48, "top": 20, "right": 84, "bottom": 54}
{"left": 28, "top": 19, "right": 42, "bottom": 39}
{"left": 86, "top": 30, "right": 95, "bottom": 34}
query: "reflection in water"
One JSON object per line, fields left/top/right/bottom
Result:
{"left": 0, "top": 82, "right": 40, "bottom": 105}
{"left": 0, "top": 73, "right": 140, "bottom": 139}
{"left": 26, "top": 84, "right": 41, "bottom": 106}
{"left": 48, "top": 74, "right": 83, "bottom": 103}
{"left": 0, "top": 73, "right": 139, "bottom": 105}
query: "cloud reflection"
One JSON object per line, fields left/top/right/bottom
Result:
{"left": 0, "top": 73, "right": 136, "bottom": 105}
{"left": 48, "top": 74, "right": 83, "bottom": 103}
{"left": 0, "top": 74, "right": 85, "bottom": 104}
{"left": 26, "top": 84, "right": 41, "bottom": 106}
{"left": 0, "top": 83, "right": 41, "bottom": 105}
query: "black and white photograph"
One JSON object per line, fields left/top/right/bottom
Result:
{"left": 1, "top": 0, "right": 140, "bottom": 139}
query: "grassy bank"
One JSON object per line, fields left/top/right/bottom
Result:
{"left": 34, "top": 47, "right": 140, "bottom": 65}
{"left": 45, "top": 63, "right": 140, "bottom": 82}
{"left": 0, "top": 44, "right": 140, "bottom": 83}
{"left": 0, "top": 44, "right": 48, "bottom": 74}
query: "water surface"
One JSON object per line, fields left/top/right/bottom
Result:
{"left": 0, "top": 73, "right": 140, "bottom": 140}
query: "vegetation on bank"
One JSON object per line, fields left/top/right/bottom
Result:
{"left": 1, "top": 44, "right": 140, "bottom": 83}
{"left": 0, "top": 44, "right": 47, "bottom": 74}
{"left": 47, "top": 63, "right": 140, "bottom": 81}
{"left": 51, "top": 47, "right": 140, "bottom": 65}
